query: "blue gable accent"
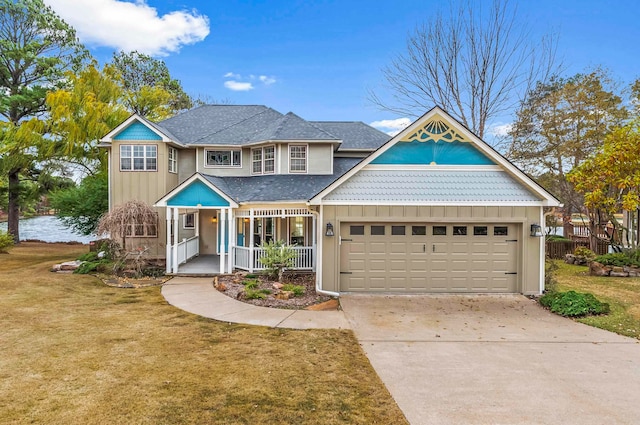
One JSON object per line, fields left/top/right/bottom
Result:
{"left": 114, "top": 121, "right": 162, "bottom": 141}
{"left": 167, "top": 180, "right": 230, "bottom": 207}
{"left": 371, "top": 140, "right": 495, "bottom": 166}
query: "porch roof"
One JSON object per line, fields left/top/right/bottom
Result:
{"left": 201, "top": 157, "right": 360, "bottom": 203}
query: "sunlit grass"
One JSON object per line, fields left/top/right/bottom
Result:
{"left": 0, "top": 242, "right": 407, "bottom": 424}
{"left": 552, "top": 260, "right": 640, "bottom": 339}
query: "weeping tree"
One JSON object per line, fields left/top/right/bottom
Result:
{"left": 96, "top": 200, "right": 158, "bottom": 253}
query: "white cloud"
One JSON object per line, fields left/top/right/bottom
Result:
{"left": 44, "top": 0, "right": 210, "bottom": 56}
{"left": 370, "top": 118, "right": 412, "bottom": 136}
{"left": 224, "top": 72, "right": 241, "bottom": 79}
{"left": 259, "top": 75, "right": 276, "bottom": 85}
{"left": 488, "top": 123, "right": 513, "bottom": 137}
{"left": 224, "top": 81, "right": 254, "bottom": 91}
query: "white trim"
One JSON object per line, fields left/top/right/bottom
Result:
{"left": 309, "top": 107, "right": 560, "bottom": 206}
{"left": 203, "top": 148, "right": 242, "bottom": 168}
{"left": 183, "top": 212, "right": 195, "bottom": 229}
{"left": 364, "top": 164, "right": 503, "bottom": 171}
{"left": 539, "top": 208, "right": 545, "bottom": 294}
{"left": 107, "top": 149, "right": 112, "bottom": 210}
{"left": 220, "top": 208, "right": 226, "bottom": 274}
{"left": 319, "top": 200, "right": 546, "bottom": 207}
{"left": 168, "top": 147, "right": 178, "bottom": 174}
{"left": 154, "top": 173, "right": 239, "bottom": 208}
{"left": 119, "top": 144, "right": 158, "bottom": 172}
{"left": 251, "top": 145, "right": 276, "bottom": 175}
{"left": 288, "top": 143, "right": 308, "bottom": 174}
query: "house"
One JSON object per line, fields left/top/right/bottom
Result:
{"left": 100, "top": 105, "right": 560, "bottom": 295}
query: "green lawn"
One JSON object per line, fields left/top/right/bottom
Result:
{"left": 0, "top": 243, "right": 407, "bottom": 424}
{"left": 552, "top": 260, "right": 640, "bottom": 339}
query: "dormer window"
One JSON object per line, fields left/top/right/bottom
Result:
{"left": 205, "top": 149, "right": 241, "bottom": 168}
{"left": 252, "top": 145, "right": 275, "bottom": 174}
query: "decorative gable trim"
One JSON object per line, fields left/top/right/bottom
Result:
{"left": 155, "top": 173, "right": 239, "bottom": 208}
{"left": 100, "top": 114, "right": 175, "bottom": 144}
{"left": 309, "top": 106, "right": 561, "bottom": 206}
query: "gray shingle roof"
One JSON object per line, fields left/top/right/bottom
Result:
{"left": 311, "top": 121, "right": 390, "bottom": 150}
{"left": 323, "top": 170, "right": 541, "bottom": 203}
{"left": 201, "top": 157, "right": 361, "bottom": 202}
{"left": 149, "top": 105, "right": 385, "bottom": 151}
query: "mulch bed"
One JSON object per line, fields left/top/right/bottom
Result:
{"left": 98, "top": 274, "right": 171, "bottom": 288}
{"left": 215, "top": 272, "right": 334, "bottom": 309}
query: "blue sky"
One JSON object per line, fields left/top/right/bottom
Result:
{"left": 44, "top": 0, "right": 640, "bottom": 135}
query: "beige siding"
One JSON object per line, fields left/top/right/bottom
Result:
{"left": 178, "top": 148, "right": 196, "bottom": 183}
{"left": 321, "top": 204, "right": 543, "bottom": 294}
{"left": 198, "top": 147, "right": 251, "bottom": 176}
{"left": 307, "top": 144, "right": 333, "bottom": 174}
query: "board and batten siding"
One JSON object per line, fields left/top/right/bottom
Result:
{"left": 320, "top": 204, "right": 543, "bottom": 294}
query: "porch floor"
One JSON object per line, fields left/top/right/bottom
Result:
{"left": 177, "top": 255, "right": 220, "bottom": 275}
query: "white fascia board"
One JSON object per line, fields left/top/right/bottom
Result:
{"left": 99, "top": 114, "right": 174, "bottom": 144}
{"left": 318, "top": 200, "right": 546, "bottom": 207}
{"left": 363, "top": 164, "right": 503, "bottom": 172}
{"left": 154, "top": 173, "right": 239, "bottom": 208}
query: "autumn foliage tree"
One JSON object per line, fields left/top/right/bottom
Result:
{"left": 568, "top": 121, "right": 640, "bottom": 248}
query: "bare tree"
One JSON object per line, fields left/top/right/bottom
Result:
{"left": 369, "top": 0, "right": 558, "bottom": 139}
{"left": 96, "top": 200, "right": 158, "bottom": 252}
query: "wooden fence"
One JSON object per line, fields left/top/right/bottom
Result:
{"left": 545, "top": 240, "right": 609, "bottom": 259}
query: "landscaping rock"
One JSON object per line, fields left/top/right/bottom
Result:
{"left": 565, "top": 254, "right": 576, "bottom": 264}
{"left": 590, "top": 261, "right": 612, "bottom": 276}
{"left": 275, "top": 291, "right": 294, "bottom": 300}
{"left": 610, "top": 271, "right": 629, "bottom": 277}
{"left": 52, "top": 260, "right": 83, "bottom": 272}
{"left": 272, "top": 282, "right": 284, "bottom": 289}
{"left": 305, "top": 299, "right": 340, "bottom": 311}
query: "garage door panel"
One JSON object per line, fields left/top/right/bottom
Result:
{"left": 340, "top": 222, "right": 518, "bottom": 293}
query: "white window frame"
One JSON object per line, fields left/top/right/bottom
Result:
{"left": 120, "top": 144, "right": 157, "bottom": 171}
{"left": 168, "top": 147, "right": 178, "bottom": 174}
{"left": 251, "top": 145, "right": 276, "bottom": 175}
{"left": 183, "top": 213, "right": 195, "bottom": 229}
{"left": 125, "top": 222, "right": 158, "bottom": 238}
{"left": 288, "top": 144, "right": 307, "bottom": 173}
{"left": 204, "top": 149, "right": 242, "bottom": 168}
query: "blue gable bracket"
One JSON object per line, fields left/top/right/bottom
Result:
{"left": 114, "top": 121, "right": 162, "bottom": 141}
{"left": 166, "top": 180, "right": 230, "bottom": 207}
{"left": 371, "top": 140, "right": 495, "bottom": 166}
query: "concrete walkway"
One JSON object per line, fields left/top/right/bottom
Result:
{"left": 161, "top": 277, "right": 350, "bottom": 330}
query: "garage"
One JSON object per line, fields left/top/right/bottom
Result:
{"left": 339, "top": 222, "right": 519, "bottom": 293}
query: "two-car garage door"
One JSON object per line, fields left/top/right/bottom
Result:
{"left": 339, "top": 222, "right": 519, "bottom": 293}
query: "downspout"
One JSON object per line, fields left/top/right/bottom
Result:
{"left": 309, "top": 207, "right": 340, "bottom": 298}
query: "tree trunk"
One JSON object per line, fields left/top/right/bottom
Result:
{"left": 7, "top": 169, "right": 21, "bottom": 244}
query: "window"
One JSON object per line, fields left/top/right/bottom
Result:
{"left": 371, "top": 225, "right": 385, "bottom": 235}
{"left": 412, "top": 226, "right": 426, "bottom": 235}
{"left": 252, "top": 146, "right": 275, "bottom": 174}
{"left": 120, "top": 145, "right": 157, "bottom": 171}
{"left": 125, "top": 221, "right": 158, "bottom": 238}
{"left": 391, "top": 226, "right": 405, "bottom": 235}
{"left": 183, "top": 213, "right": 195, "bottom": 229}
{"left": 350, "top": 225, "right": 365, "bottom": 235}
{"left": 168, "top": 147, "right": 178, "bottom": 173}
{"left": 290, "top": 216, "right": 305, "bottom": 245}
{"left": 289, "top": 145, "right": 307, "bottom": 173}
{"left": 474, "top": 226, "right": 488, "bottom": 236}
{"left": 453, "top": 226, "right": 467, "bottom": 236}
{"left": 433, "top": 226, "right": 447, "bottom": 236}
{"left": 494, "top": 226, "right": 508, "bottom": 236}
{"left": 206, "top": 149, "right": 241, "bottom": 167}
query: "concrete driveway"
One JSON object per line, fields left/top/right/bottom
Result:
{"left": 340, "top": 294, "right": 640, "bottom": 425}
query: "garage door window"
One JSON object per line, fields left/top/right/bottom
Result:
{"left": 391, "top": 226, "right": 405, "bottom": 235}
{"left": 433, "top": 226, "right": 447, "bottom": 235}
{"left": 350, "top": 225, "right": 365, "bottom": 235}
{"left": 474, "top": 226, "right": 488, "bottom": 236}
{"left": 494, "top": 226, "right": 508, "bottom": 236}
{"left": 412, "top": 226, "right": 426, "bottom": 235}
{"left": 453, "top": 226, "right": 467, "bottom": 235}
{"left": 371, "top": 225, "right": 385, "bottom": 235}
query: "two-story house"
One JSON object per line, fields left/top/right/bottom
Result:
{"left": 101, "top": 105, "right": 560, "bottom": 296}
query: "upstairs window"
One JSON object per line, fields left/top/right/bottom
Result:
{"left": 252, "top": 146, "right": 275, "bottom": 174}
{"left": 168, "top": 147, "right": 178, "bottom": 173}
{"left": 289, "top": 144, "right": 307, "bottom": 173}
{"left": 205, "top": 149, "right": 241, "bottom": 167}
{"left": 120, "top": 145, "right": 157, "bottom": 171}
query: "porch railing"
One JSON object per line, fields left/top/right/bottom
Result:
{"left": 177, "top": 236, "right": 199, "bottom": 265}
{"left": 232, "top": 246, "right": 314, "bottom": 271}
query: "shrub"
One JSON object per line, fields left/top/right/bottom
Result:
{"left": 78, "top": 251, "right": 99, "bottom": 262}
{"left": 74, "top": 260, "right": 111, "bottom": 275}
{"left": 546, "top": 235, "right": 571, "bottom": 242}
{"left": 594, "top": 252, "right": 640, "bottom": 267}
{"left": 245, "top": 274, "right": 257, "bottom": 279}
{"left": 244, "top": 288, "right": 270, "bottom": 300}
{"left": 258, "top": 240, "right": 297, "bottom": 281}
{"left": 242, "top": 279, "right": 259, "bottom": 289}
{"left": 282, "top": 283, "right": 305, "bottom": 297}
{"left": 574, "top": 246, "right": 596, "bottom": 261}
{"left": 539, "top": 290, "right": 610, "bottom": 317}
{"left": 544, "top": 260, "right": 558, "bottom": 293}
{"left": 0, "top": 230, "right": 14, "bottom": 253}
{"left": 142, "top": 267, "right": 165, "bottom": 278}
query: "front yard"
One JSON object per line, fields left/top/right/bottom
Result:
{"left": 553, "top": 260, "right": 640, "bottom": 339}
{"left": 0, "top": 243, "right": 407, "bottom": 424}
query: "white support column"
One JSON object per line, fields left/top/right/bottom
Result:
{"left": 165, "top": 207, "right": 172, "bottom": 274}
{"left": 249, "top": 209, "right": 255, "bottom": 272}
{"left": 220, "top": 208, "right": 226, "bottom": 274}
{"left": 195, "top": 211, "right": 200, "bottom": 256}
{"left": 172, "top": 207, "right": 179, "bottom": 274}
{"left": 311, "top": 213, "right": 317, "bottom": 271}
{"left": 228, "top": 209, "right": 234, "bottom": 272}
